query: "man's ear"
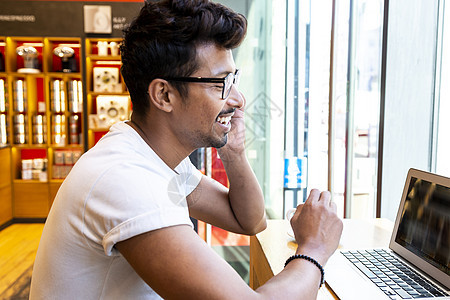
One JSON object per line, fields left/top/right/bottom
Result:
{"left": 147, "top": 79, "right": 175, "bottom": 112}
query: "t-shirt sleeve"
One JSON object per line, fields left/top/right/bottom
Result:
{"left": 82, "top": 161, "right": 200, "bottom": 257}
{"left": 181, "top": 156, "right": 203, "bottom": 196}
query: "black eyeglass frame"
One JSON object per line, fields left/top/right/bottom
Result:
{"left": 162, "top": 69, "right": 240, "bottom": 100}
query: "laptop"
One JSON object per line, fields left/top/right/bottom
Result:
{"left": 325, "top": 168, "right": 450, "bottom": 300}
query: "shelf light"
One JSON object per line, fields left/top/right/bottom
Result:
{"left": 22, "top": 42, "right": 44, "bottom": 47}
{"left": 57, "top": 44, "right": 81, "bottom": 48}
{"left": 95, "top": 61, "right": 122, "bottom": 65}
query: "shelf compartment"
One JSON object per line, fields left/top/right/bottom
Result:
{"left": 45, "top": 38, "right": 82, "bottom": 74}
{"left": 6, "top": 37, "right": 45, "bottom": 74}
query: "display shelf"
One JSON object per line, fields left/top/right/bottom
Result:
{"left": 46, "top": 72, "right": 82, "bottom": 79}
{"left": 46, "top": 76, "right": 84, "bottom": 147}
{"left": 9, "top": 74, "right": 47, "bottom": 146}
{"left": 2, "top": 36, "right": 84, "bottom": 218}
{"left": 5, "top": 37, "right": 45, "bottom": 73}
{"left": 85, "top": 38, "right": 130, "bottom": 149}
{"left": 86, "top": 38, "right": 122, "bottom": 57}
{"left": 89, "top": 91, "right": 129, "bottom": 96}
{"left": 7, "top": 71, "right": 46, "bottom": 77}
{"left": 13, "top": 179, "right": 45, "bottom": 184}
{"left": 50, "top": 179, "right": 64, "bottom": 184}
{"left": 45, "top": 38, "right": 81, "bottom": 74}
{"left": 48, "top": 146, "right": 82, "bottom": 181}
{"left": 11, "top": 147, "right": 47, "bottom": 181}
{"left": 11, "top": 145, "right": 48, "bottom": 149}
{"left": 87, "top": 55, "right": 121, "bottom": 61}
{"left": 87, "top": 61, "right": 123, "bottom": 93}
{"left": 90, "top": 127, "right": 110, "bottom": 132}
{"left": 51, "top": 144, "right": 84, "bottom": 149}
{"left": 1, "top": 35, "right": 130, "bottom": 218}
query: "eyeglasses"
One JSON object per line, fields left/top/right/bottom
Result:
{"left": 163, "top": 69, "right": 240, "bottom": 100}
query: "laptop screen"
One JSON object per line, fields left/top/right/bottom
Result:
{"left": 395, "top": 176, "right": 450, "bottom": 276}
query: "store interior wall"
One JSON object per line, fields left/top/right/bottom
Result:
{"left": 0, "top": 1, "right": 143, "bottom": 38}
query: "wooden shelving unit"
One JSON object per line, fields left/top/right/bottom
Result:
{"left": 1, "top": 36, "right": 84, "bottom": 218}
{"left": 85, "top": 38, "right": 130, "bottom": 149}
{"left": 0, "top": 35, "right": 133, "bottom": 220}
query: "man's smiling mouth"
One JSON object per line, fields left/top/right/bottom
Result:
{"left": 216, "top": 115, "right": 232, "bottom": 125}
{"left": 216, "top": 108, "right": 236, "bottom": 126}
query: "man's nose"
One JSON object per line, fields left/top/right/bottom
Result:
{"left": 226, "top": 85, "right": 245, "bottom": 109}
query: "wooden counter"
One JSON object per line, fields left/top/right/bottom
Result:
{"left": 250, "top": 218, "right": 394, "bottom": 299}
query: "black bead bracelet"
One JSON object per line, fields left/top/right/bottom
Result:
{"left": 284, "top": 254, "right": 325, "bottom": 288}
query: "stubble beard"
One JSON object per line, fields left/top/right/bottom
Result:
{"left": 192, "top": 130, "right": 228, "bottom": 149}
{"left": 211, "top": 134, "right": 227, "bottom": 149}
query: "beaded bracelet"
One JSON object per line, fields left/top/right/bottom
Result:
{"left": 284, "top": 254, "right": 325, "bottom": 288}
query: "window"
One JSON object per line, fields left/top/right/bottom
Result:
{"left": 436, "top": 0, "right": 450, "bottom": 177}
{"left": 289, "top": 0, "right": 384, "bottom": 218}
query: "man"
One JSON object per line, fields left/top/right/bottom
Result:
{"left": 30, "top": 0, "right": 342, "bottom": 299}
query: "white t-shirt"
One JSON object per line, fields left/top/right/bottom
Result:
{"left": 30, "top": 122, "right": 203, "bottom": 300}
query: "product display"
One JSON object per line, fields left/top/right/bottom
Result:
{"left": 51, "top": 114, "right": 66, "bottom": 146}
{"left": 0, "top": 114, "right": 7, "bottom": 146}
{"left": 93, "top": 66, "right": 120, "bottom": 92}
{"left": 50, "top": 79, "right": 66, "bottom": 113}
{"left": 109, "top": 42, "right": 119, "bottom": 56}
{"left": 21, "top": 157, "right": 47, "bottom": 181}
{"left": 13, "top": 114, "right": 26, "bottom": 144}
{"left": 13, "top": 79, "right": 26, "bottom": 113}
{"left": 68, "top": 80, "right": 83, "bottom": 113}
{"left": 96, "top": 95, "right": 129, "bottom": 128}
{"left": 68, "top": 114, "right": 81, "bottom": 144}
{"left": 52, "top": 149, "right": 82, "bottom": 179}
{"left": 97, "top": 41, "right": 109, "bottom": 56}
{"left": 53, "top": 46, "right": 77, "bottom": 73}
{"left": 16, "top": 46, "right": 40, "bottom": 73}
{"left": 0, "top": 79, "right": 6, "bottom": 113}
{"left": 32, "top": 114, "right": 46, "bottom": 145}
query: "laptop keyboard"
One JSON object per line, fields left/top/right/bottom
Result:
{"left": 342, "top": 249, "right": 447, "bottom": 299}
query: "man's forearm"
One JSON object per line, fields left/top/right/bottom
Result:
{"left": 255, "top": 258, "right": 322, "bottom": 300}
{"left": 219, "top": 151, "right": 266, "bottom": 235}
